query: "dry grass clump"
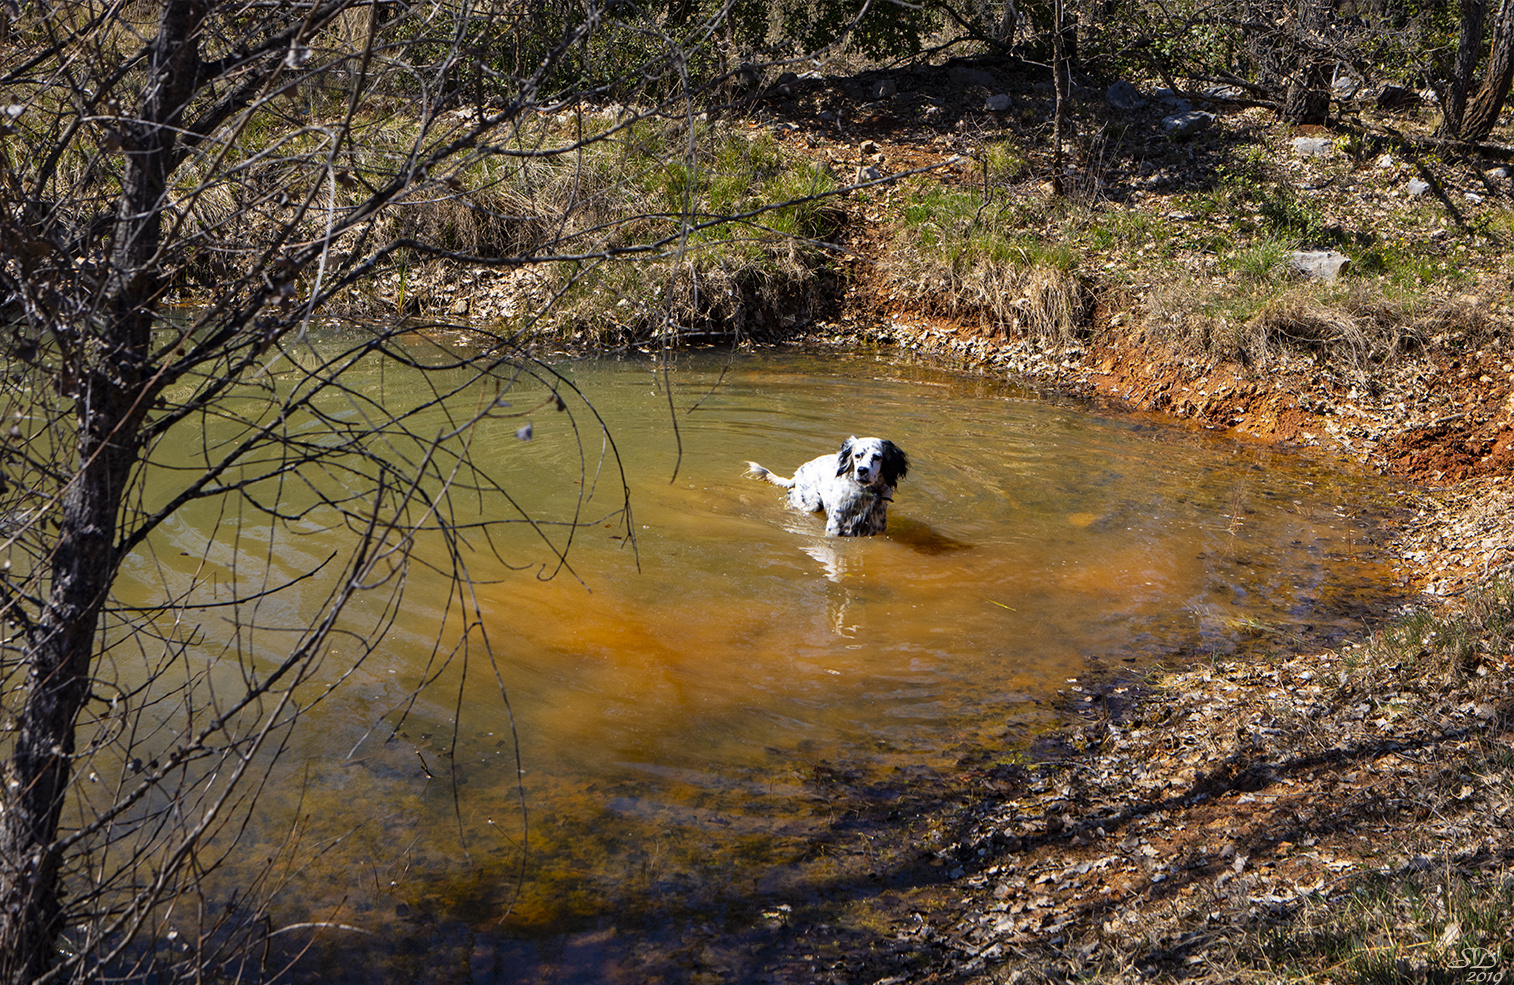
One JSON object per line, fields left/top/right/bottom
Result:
{"left": 884, "top": 239, "right": 1093, "bottom": 342}
{"left": 1246, "top": 289, "right": 1423, "bottom": 375}
{"left": 390, "top": 182, "right": 556, "bottom": 261}
{"left": 1413, "top": 293, "right": 1507, "bottom": 352}
{"left": 1141, "top": 279, "right": 1425, "bottom": 377}
{"left": 1263, "top": 866, "right": 1514, "bottom": 984}
{"left": 1361, "top": 576, "right": 1514, "bottom": 694}
{"left": 941, "top": 264, "right": 1093, "bottom": 342}
{"left": 884, "top": 180, "right": 1095, "bottom": 342}
{"left": 541, "top": 238, "right": 833, "bottom": 345}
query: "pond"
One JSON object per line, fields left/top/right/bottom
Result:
{"left": 113, "top": 345, "right": 1401, "bottom": 981}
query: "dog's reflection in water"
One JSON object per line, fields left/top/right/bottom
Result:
{"left": 797, "top": 518, "right": 973, "bottom": 584}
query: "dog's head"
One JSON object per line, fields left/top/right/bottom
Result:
{"left": 836, "top": 436, "right": 909, "bottom": 489}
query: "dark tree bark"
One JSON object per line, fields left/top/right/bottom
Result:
{"left": 994, "top": 0, "right": 1017, "bottom": 47}
{"left": 0, "top": 5, "right": 202, "bottom": 978}
{"left": 1442, "top": 0, "right": 1488, "bottom": 137}
{"left": 1280, "top": 0, "right": 1331, "bottom": 125}
{"left": 1463, "top": 0, "right": 1514, "bottom": 141}
{"left": 1282, "top": 63, "right": 1332, "bottom": 123}
{"left": 1051, "top": 0, "right": 1069, "bottom": 195}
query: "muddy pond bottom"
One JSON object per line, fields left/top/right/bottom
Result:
{"left": 231, "top": 348, "right": 1402, "bottom": 978}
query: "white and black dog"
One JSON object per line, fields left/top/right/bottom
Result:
{"left": 746, "top": 436, "right": 909, "bottom": 536}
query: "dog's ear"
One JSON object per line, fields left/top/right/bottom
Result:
{"left": 881, "top": 441, "right": 909, "bottom": 485}
{"left": 835, "top": 436, "right": 856, "bottom": 477}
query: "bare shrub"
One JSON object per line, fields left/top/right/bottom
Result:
{"left": 0, "top": 2, "right": 855, "bottom": 981}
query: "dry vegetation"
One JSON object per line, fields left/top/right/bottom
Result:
{"left": 204, "top": 104, "right": 850, "bottom": 342}
{"left": 920, "top": 573, "right": 1514, "bottom": 984}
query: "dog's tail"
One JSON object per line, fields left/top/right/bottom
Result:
{"left": 744, "top": 462, "right": 794, "bottom": 489}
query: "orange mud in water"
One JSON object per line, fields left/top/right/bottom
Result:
{"left": 110, "top": 347, "right": 1404, "bottom": 979}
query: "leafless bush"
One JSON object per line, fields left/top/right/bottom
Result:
{"left": 0, "top": 1, "right": 855, "bottom": 981}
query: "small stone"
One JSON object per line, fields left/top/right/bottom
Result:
{"left": 985, "top": 93, "right": 1012, "bottom": 112}
{"left": 1163, "top": 110, "right": 1215, "bottom": 137}
{"left": 1465, "top": 191, "right": 1484, "bottom": 204}
{"left": 1376, "top": 153, "right": 1395, "bottom": 169}
{"left": 1199, "top": 84, "right": 1246, "bottom": 102}
{"left": 1106, "top": 81, "right": 1146, "bottom": 111}
{"left": 1292, "top": 136, "right": 1335, "bottom": 157}
{"left": 1407, "top": 178, "right": 1431, "bottom": 197}
{"left": 1152, "top": 87, "right": 1188, "bottom": 107}
{"left": 949, "top": 66, "right": 998, "bottom": 89}
{"left": 872, "top": 78, "right": 897, "bottom": 99}
{"left": 1488, "top": 166, "right": 1510, "bottom": 179}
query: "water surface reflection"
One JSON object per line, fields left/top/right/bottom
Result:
{"left": 119, "top": 347, "right": 1399, "bottom": 977}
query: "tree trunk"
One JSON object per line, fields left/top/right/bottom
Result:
{"left": 0, "top": 390, "right": 144, "bottom": 985}
{"left": 994, "top": 0, "right": 1017, "bottom": 47}
{"left": 1282, "top": 62, "right": 1332, "bottom": 123}
{"left": 1051, "top": 0, "right": 1068, "bottom": 195}
{"left": 0, "top": 2, "right": 200, "bottom": 979}
{"left": 1280, "top": 0, "right": 1331, "bottom": 124}
{"left": 1442, "top": 0, "right": 1488, "bottom": 137}
{"left": 1464, "top": 0, "right": 1514, "bottom": 141}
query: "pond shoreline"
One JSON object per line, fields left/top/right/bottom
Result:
{"left": 556, "top": 293, "right": 1493, "bottom": 982}
{"left": 288, "top": 80, "right": 1514, "bottom": 979}
{"left": 786, "top": 316, "right": 1514, "bottom": 984}
{"left": 360, "top": 283, "right": 1514, "bottom": 982}
{"left": 405, "top": 311, "right": 1508, "bottom": 983}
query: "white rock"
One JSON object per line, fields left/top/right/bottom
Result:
{"left": 1292, "top": 136, "right": 1335, "bottom": 157}
{"left": 1288, "top": 250, "right": 1350, "bottom": 281}
{"left": 1407, "top": 178, "right": 1431, "bottom": 197}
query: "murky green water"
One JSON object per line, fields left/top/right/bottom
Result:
{"left": 109, "top": 345, "right": 1399, "bottom": 980}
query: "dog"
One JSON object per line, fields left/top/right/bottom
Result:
{"left": 745, "top": 436, "right": 909, "bottom": 536}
